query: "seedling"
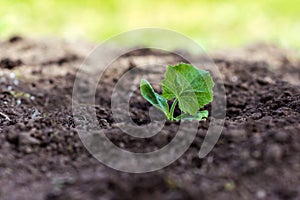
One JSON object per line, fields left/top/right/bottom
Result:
{"left": 140, "top": 63, "right": 214, "bottom": 121}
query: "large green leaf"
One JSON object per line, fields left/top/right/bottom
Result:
{"left": 162, "top": 63, "right": 214, "bottom": 115}
{"left": 140, "top": 79, "right": 169, "bottom": 116}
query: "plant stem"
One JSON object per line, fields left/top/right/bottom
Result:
{"left": 169, "top": 98, "right": 178, "bottom": 120}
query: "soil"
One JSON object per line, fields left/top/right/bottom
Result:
{"left": 0, "top": 37, "right": 299, "bottom": 200}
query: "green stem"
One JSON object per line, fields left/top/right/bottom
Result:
{"left": 174, "top": 113, "right": 187, "bottom": 121}
{"left": 168, "top": 98, "right": 178, "bottom": 120}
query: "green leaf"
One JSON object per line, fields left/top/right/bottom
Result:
{"left": 140, "top": 79, "right": 169, "bottom": 116}
{"left": 139, "top": 63, "right": 214, "bottom": 122}
{"left": 175, "top": 110, "right": 209, "bottom": 122}
{"left": 162, "top": 63, "right": 214, "bottom": 115}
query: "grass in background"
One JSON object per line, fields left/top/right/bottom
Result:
{"left": 1, "top": 0, "right": 300, "bottom": 51}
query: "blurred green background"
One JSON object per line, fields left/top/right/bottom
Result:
{"left": 1, "top": 0, "right": 300, "bottom": 51}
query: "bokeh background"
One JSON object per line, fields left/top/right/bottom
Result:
{"left": 1, "top": 0, "right": 300, "bottom": 51}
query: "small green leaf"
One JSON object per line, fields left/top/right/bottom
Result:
{"left": 140, "top": 79, "right": 169, "bottom": 116}
{"left": 175, "top": 110, "right": 209, "bottom": 122}
{"left": 162, "top": 63, "right": 214, "bottom": 116}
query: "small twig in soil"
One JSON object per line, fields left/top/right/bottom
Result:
{"left": 0, "top": 111, "right": 11, "bottom": 121}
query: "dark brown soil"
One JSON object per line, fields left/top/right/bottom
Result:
{"left": 0, "top": 37, "right": 299, "bottom": 200}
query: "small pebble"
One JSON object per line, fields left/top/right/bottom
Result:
{"left": 251, "top": 112, "right": 262, "bottom": 120}
{"left": 119, "top": 142, "right": 125, "bottom": 148}
{"left": 31, "top": 109, "right": 40, "bottom": 119}
{"left": 256, "top": 189, "right": 267, "bottom": 199}
{"left": 30, "top": 96, "right": 35, "bottom": 100}
{"left": 7, "top": 85, "right": 12, "bottom": 91}
{"left": 99, "top": 119, "right": 109, "bottom": 127}
{"left": 231, "top": 76, "right": 238, "bottom": 82}
{"left": 13, "top": 79, "right": 19, "bottom": 85}
{"left": 24, "top": 146, "right": 33, "bottom": 154}
{"left": 9, "top": 72, "right": 16, "bottom": 79}
{"left": 207, "top": 156, "right": 214, "bottom": 164}
{"left": 16, "top": 99, "right": 21, "bottom": 106}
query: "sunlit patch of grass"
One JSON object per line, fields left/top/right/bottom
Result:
{"left": 0, "top": 20, "right": 7, "bottom": 35}
{"left": 0, "top": 0, "right": 300, "bottom": 51}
